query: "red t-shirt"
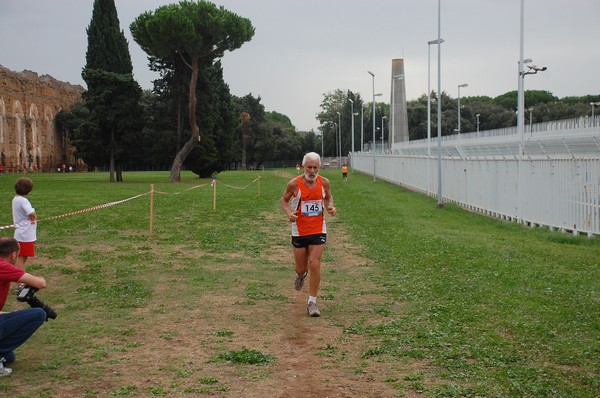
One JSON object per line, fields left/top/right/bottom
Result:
{"left": 0, "top": 259, "right": 25, "bottom": 310}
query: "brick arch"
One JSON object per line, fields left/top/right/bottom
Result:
{"left": 0, "top": 65, "right": 84, "bottom": 172}
{"left": 0, "top": 98, "right": 6, "bottom": 167}
{"left": 44, "top": 105, "right": 55, "bottom": 169}
{"left": 12, "top": 100, "right": 25, "bottom": 171}
{"left": 29, "top": 102, "right": 42, "bottom": 171}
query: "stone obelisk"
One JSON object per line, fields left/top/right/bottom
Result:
{"left": 390, "top": 59, "right": 409, "bottom": 147}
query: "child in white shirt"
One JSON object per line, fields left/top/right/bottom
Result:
{"left": 12, "top": 178, "right": 37, "bottom": 270}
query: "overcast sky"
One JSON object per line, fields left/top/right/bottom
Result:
{"left": 1, "top": 0, "right": 599, "bottom": 132}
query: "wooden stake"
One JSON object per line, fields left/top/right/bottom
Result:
{"left": 213, "top": 176, "right": 217, "bottom": 211}
{"left": 149, "top": 184, "right": 154, "bottom": 237}
{"left": 257, "top": 175, "right": 261, "bottom": 196}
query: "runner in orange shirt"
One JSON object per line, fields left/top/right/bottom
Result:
{"left": 341, "top": 164, "right": 348, "bottom": 182}
{"left": 281, "top": 152, "right": 336, "bottom": 317}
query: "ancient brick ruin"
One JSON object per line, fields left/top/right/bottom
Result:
{"left": 0, "top": 65, "right": 84, "bottom": 172}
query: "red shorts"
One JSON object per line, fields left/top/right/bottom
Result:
{"left": 18, "top": 241, "right": 35, "bottom": 257}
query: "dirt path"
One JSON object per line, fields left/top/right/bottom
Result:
{"left": 120, "top": 204, "right": 412, "bottom": 397}
{"left": 6, "top": 196, "right": 418, "bottom": 397}
{"left": 225, "top": 211, "right": 405, "bottom": 398}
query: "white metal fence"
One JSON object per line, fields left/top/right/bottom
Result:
{"left": 351, "top": 116, "right": 600, "bottom": 236}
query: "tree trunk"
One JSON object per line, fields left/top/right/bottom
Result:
{"left": 116, "top": 163, "right": 123, "bottom": 182}
{"left": 176, "top": 85, "right": 183, "bottom": 153}
{"left": 241, "top": 112, "right": 250, "bottom": 170}
{"left": 170, "top": 54, "right": 201, "bottom": 183}
{"left": 109, "top": 126, "right": 115, "bottom": 183}
{"left": 169, "top": 135, "right": 200, "bottom": 182}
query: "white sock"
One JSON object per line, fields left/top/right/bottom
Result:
{"left": 308, "top": 296, "right": 317, "bottom": 304}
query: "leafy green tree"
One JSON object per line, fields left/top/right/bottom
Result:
{"left": 266, "top": 111, "right": 301, "bottom": 161}
{"left": 55, "top": 102, "right": 90, "bottom": 168}
{"left": 266, "top": 111, "right": 295, "bottom": 130}
{"left": 301, "top": 131, "right": 320, "bottom": 156}
{"left": 137, "top": 89, "right": 177, "bottom": 171}
{"left": 320, "top": 87, "right": 599, "bottom": 142}
{"left": 79, "top": 0, "right": 143, "bottom": 182}
{"left": 493, "top": 90, "right": 558, "bottom": 112}
{"left": 317, "top": 90, "right": 366, "bottom": 156}
{"left": 406, "top": 94, "right": 429, "bottom": 140}
{"left": 130, "top": 0, "right": 254, "bottom": 182}
{"left": 232, "top": 94, "right": 271, "bottom": 167}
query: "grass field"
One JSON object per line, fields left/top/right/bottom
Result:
{"left": 0, "top": 169, "right": 598, "bottom": 397}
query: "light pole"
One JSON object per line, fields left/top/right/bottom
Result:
{"left": 374, "top": 93, "right": 383, "bottom": 147}
{"left": 361, "top": 104, "right": 366, "bottom": 152}
{"left": 518, "top": 59, "right": 547, "bottom": 140}
{"left": 436, "top": 0, "right": 443, "bottom": 208}
{"left": 348, "top": 98, "right": 354, "bottom": 170}
{"left": 336, "top": 111, "right": 341, "bottom": 167}
{"left": 591, "top": 101, "right": 600, "bottom": 126}
{"left": 516, "top": 0, "right": 547, "bottom": 222}
{"left": 517, "top": 58, "right": 531, "bottom": 143}
{"left": 381, "top": 116, "right": 387, "bottom": 151}
{"left": 391, "top": 74, "right": 403, "bottom": 149}
{"left": 527, "top": 107, "right": 534, "bottom": 136}
{"left": 320, "top": 130, "right": 324, "bottom": 159}
{"left": 476, "top": 113, "right": 480, "bottom": 136}
{"left": 368, "top": 70, "right": 376, "bottom": 181}
{"left": 332, "top": 122, "right": 337, "bottom": 164}
{"left": 457, "top": 83, "right": 468, "bottom": 134}
{"left": 352, "top": 113, "right": 358, "bottom": 168}
{"left": 428, "top": 39, "right": 444, "bottom": 155}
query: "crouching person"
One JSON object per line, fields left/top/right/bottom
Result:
{"left": 0, "top": 237, "right": 47, "bottom": 376}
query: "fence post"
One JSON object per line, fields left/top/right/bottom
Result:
{"left": 149, "top": 184, "right": 154, "bottom": 237}
{"left": 258, "top": 175, "right": 261, "bottom": 196}
{"left": 213, "top": 176, "right": 217, "bottom": 211}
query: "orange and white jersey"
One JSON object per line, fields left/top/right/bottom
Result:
{"left": 291, "top": 175, "right": 327, "bottom": 237}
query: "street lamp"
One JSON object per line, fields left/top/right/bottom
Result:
{"left": 381, "top": 116, "right": 387, "bottom": 151}
{"left": 368, "top": 70, "right": 376, "bottom": 181}
{"left": 436, "top": 0, "right": 443, "bottom": 208}
{"left": 516, "top": 0, "right": 547, "bottom": 222}
{"left": 391, "top": 74, "right": 403, "bottom": 148}
{"left": 320, "top": 130, "right": 323, "bottom": 159}
{"left": 361, "top": 104, "right": 366, "bottom": 152}
{"left": 527, "top": 107, "right": 534, "bottom": 136}
{"left": 332, "top": 122, "right": 337, "bottom": 162}
{"left": 374, "top": 93, "right": 383, "bottom": 140}
{"left": 591, "top": 101, "right": 600, "bottom": 126}
{"left": 336, "top": 111, "right": 341, "bottom": 167}
{"left": 352, "top": 113, "right": 358, "bottom": 168}
{"left": 518, "top": 58, "right": 547, "bottom": 142}
{"left": 348, "top": 98, "right": 354, "bottom": 170}
{"left": 457, "top": 83, "right": 468, "bottom": 134}
{"left": 428, "top": 39, "right": 444, "bottom": 155}
{"left": 476, "top": 113, "right": 480, "bottom": 136}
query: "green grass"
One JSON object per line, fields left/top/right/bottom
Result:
{"left": 0, "top": 169, "right": 598, "bottom": 397}
{"left": 335, "top": 171, "right": 600, "bottom": 397}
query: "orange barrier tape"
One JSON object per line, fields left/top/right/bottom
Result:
{"left": 216, "top": 177, "right": 259, "bottom": 190}
{"left": 1, "top": 176, "right": 260, "bottom": 231}
{"left": 153, "top": 183, "right": 210, "bottom": 195}
{"left": 0, "top": 192, "right": 150, "bottom": 231}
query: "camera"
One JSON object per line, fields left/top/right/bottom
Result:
{"left": 16, "top": 286, "right": 57, "bottom": 321}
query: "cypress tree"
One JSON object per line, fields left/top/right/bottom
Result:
{"left": 79, "top": 0, "right": 143, "bottom": 182}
